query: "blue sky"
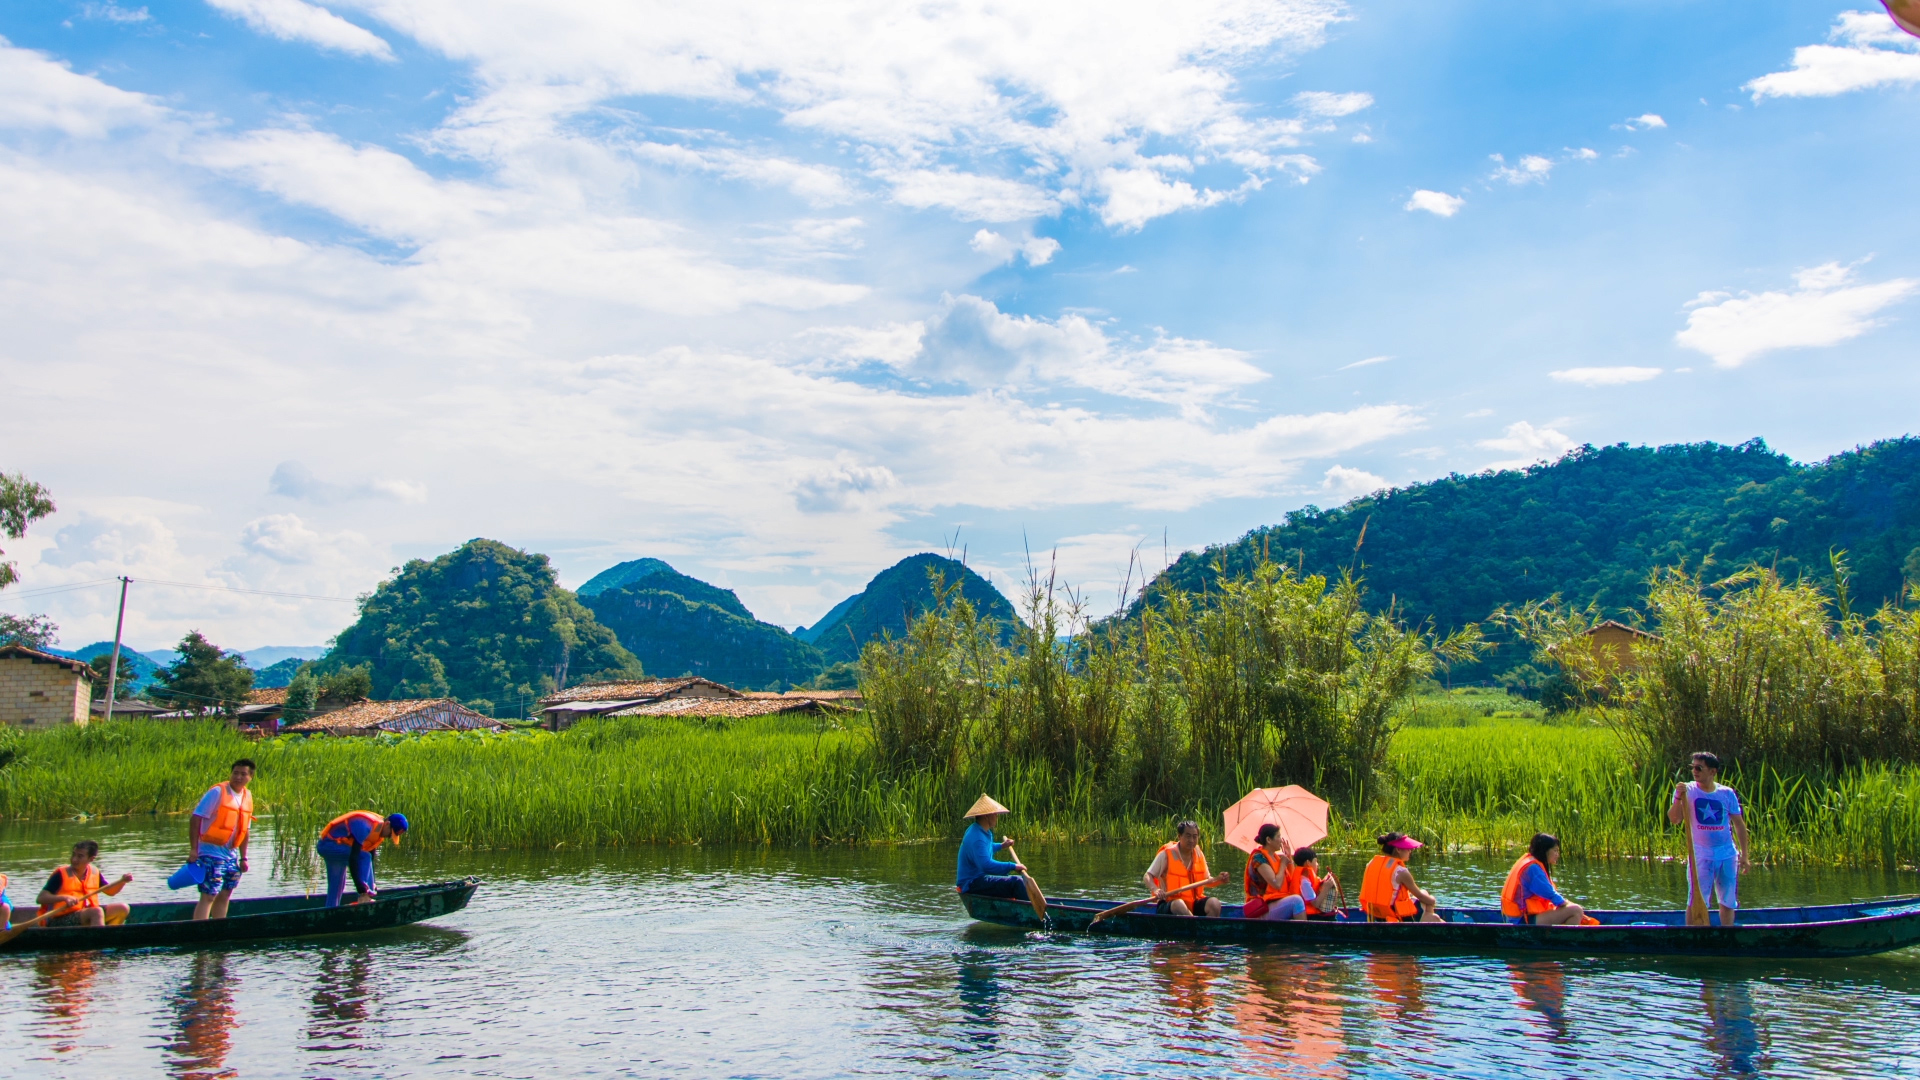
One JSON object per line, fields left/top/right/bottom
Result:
{"left": 2, "top": 0, "right": 1916, "bottom": 650}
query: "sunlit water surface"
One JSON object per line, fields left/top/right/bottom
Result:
{"left": 2, "top": 817, "right": 1918, "bottom": 1078}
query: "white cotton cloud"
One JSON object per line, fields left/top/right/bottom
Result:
{"left": 1339, "top": 355, "right": 1392, "bottom": 370}
{"left": 971, "top": 229, "right": 1061, "bottom": 266}
{"left": 1292, "top": 91, "right": 1373, "bottom": 117}
{"left": 1549, "top": 366, "right": 1662, "bottom": 386}
{"left": 0, "top": 38, "right": 168, "bottom": 136}
{"left": 1567, "top": 147, "right": 1598, "bottom": 161}
{"left": 1490, "top": 153, "right": 1553, "bottom": 185}
{"left": 1321, "top": 464, "right": 1386, "bottom": 498}
{"left": 792, "top": 460, "right": 899, "bottom": 514}
{"left": 1746, "top": 10, "right": 1920, "bottom": 99}
{"left": 1404, "top": 190, "right": 1463, "bottom": 217}
{"left": 269, "top": 462, "right": 428, "bottom": 504}
{"left": 1479, "top": 421, "right": 1576, "bottom": 470}
{"left": 205, "top": 0, "right": 396, "bottom": 61}
{"left": 78, "top": 3, "right": 152, "bottom": 23}
{"left": 1622, "top": 114, "right": 1667, "bottom": 130}
{"left": 1675, "top": 262, "right": 1919, "bottom": 367}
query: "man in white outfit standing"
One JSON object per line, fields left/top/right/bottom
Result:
{"left": 1667, "top": 751, "right": 1750, "bottom": 926}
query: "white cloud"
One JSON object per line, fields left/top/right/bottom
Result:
{"left": 1567, "top": 147, "right": 1598, "bottom": 161}
{"left": 1479, "top": 421, "right": 1576, "bottom": 470}
{"left": 206, "top": 0, "right": 396, "bottom": 61}
{"left": 971, "top": 229, "right": 1061, "bottom": 267}
{"left": 269, "top": 462, "right": 428, "bottom": 504}
{"left": 0, "top": 38, "right": 168, "bottom": 136}
{"left": 77, "top": 3, "right": 152, "bottom": 23}
{"left": 1549, "top": 366, "right": 1662, "bottom": 386}
{"left": 1621, "top": 113, "right": 1667, "bottom": 130}
{"left": 1292, "top": 91, "right": 1373, "bottom": 117}
{"left": 1490, "top": 153, "right": 1553, "bottom": 185}
{"left": 1404, "top": 189, "right": 1463, "bottom": 217}
{"left": 792, "top": 459, "right": 899, "bottom": 514}
{"left": 1746, "top": 10, "right": 1920, "bottom": 99}
{"left": 1675, "top": 262, "right": 1919, "bottom": 367}
{"left": 1321, "top": 464, "right": 1386, "bottom": 498}
{"left": 1339, "top": 355, "right": 1392, "bottom": 370}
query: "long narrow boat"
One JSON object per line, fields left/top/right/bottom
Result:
{"left": 0, "top": 878, "right": 479, "bottom": 954}
{"left": 959, "top": 892, "right": 1920, "bottom": 958}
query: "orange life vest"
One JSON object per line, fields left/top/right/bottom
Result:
{"left": 321, "top": 811, "right": 394, "bottom": 853}
{"left": 41, "top": 865, "right": 102, "bottom": 917}
{"left": 198, "top": 784, "right": 253, "bottom": 850}
{"left": 1500, "top": 855, "right": 1560, "bottom": 919}
{"left": 1244, "top": 849, "right": 1287, "bottom": 903}
{"left": 1153, "top": 841, "right": 1210, "bottom": 900}
{"left": 1359, "top": 855, "right": 1417, "bottom": 921}
{"left": 1280, "top": 862, "right": 1321, "bottom": 901}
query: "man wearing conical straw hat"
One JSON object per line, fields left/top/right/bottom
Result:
{"left": 955, "top": 794, "right": 1046, "bottom": 922}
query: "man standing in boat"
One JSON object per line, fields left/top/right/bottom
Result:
{"left": 316, "top": 810, "right": 410, "bottom": 907}
{"left": 1143, "top": 820, "right": 1229, "bottom": 917}
{"left": 1668, "top": 751, "right": 1750, "bottom": 926}
{"left": 954, "top": 794, "right": 1046, "bottom": 922}
{"left": 190, "top": 759, "right": 255, "bottom": 921}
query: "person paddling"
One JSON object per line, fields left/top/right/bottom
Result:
{"left": 1359, "top": 832, "right": 1442, "bottom": 922}
{"left": 1667, "top": 751, "right": 1750, "bottom": 926}
{"left": 1502, "top": 833, "right": 1588, "bottom": 926}
{"left": 36, "top": 841, "right": 132, "bottom": 927}
{"left": 190, "top": 759, "right": 254, "bottom": 921}
{"left": 316, "top": 811, "right": 409, "bottom": 908}
{"left": 1143, "top": 820, "right": 1229, "bottom": 917}
{"left": 954, "top": 794, "right": 1046, "bottom": 922}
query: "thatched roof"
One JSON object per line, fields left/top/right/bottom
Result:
{"left": 607, "top": 696, "right": 848, "bottom": 720}
{"left": 538, "top": 678, "right": 738, "bottom": 707}
{"left": 284, "top": 698, "right": 506, "bottom": 736}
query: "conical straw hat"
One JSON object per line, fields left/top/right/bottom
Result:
{"left": 964, "top": 793, "right": 1011, "bottom": 819}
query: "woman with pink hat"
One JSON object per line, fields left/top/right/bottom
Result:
{"left": 1358, "top": 832, "right": 1443, "bottom": 922}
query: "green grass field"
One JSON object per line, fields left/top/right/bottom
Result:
{"left": 2, "top": 708, "right": 1917, "bottom": 868}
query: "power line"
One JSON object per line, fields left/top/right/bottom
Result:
{"left": 2, "top": 578, "right": 119, "bottom": 599}
{"left": 5, "top": 577, "right": 359, "bottom": 605}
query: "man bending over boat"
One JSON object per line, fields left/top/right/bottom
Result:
{"left": 1502, "top": 833, "right": 1589, "bottom": 926}
{"left": 36, "top": 840, "right": 133, "bottom": 926}
{"left": 1668, "top": 751, "right": 1749, "bottom": 926}
{"left": 1144, "top": 820, "right": 1230, "bottom": 916}
{"left": 190, "top": 759, "right": 254, "bottom": 921}
{"left": 1359, "top": 833, "right": 1442, "bottom": 922}
{"left": 316, "top": 811, "right": 410, "bottom": 907}
{"left": 955, "top": 794, "right": 1046, "bottom": 921}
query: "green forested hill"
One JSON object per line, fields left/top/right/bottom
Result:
{"left": 580, "top": 559, "right": 824, "bottom": 689}
{"left": 1143, "top": 437, "right": 1920, "bottom": 677}
{"left": 799, "top": 553, "right": 1017, "bottom": 665}
{"left": 323, "top": 539, "right": 641, "bottom": 715}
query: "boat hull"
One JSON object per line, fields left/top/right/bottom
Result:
{"left": 0, "top": 878, "right": 479, "bottom": 954}
{"left": 959, "top": 892, "right": 1920, "bottom": 959}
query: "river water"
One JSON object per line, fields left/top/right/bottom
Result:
{"left": 1, "top": 817, "right": 1917, "bottom": 1079}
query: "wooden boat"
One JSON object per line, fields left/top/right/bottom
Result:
{"left": 959, "top": 891, "right": 1920, "bottom": 958}
{"left": 0, "top": 878, "right": 479, "bottom": 954}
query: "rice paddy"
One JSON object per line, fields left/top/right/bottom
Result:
{"left": 3, "top": 711, "right": 1917, "bottom": 868}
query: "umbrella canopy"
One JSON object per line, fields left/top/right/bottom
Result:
{"left": 1222, "top": 785, "right": 1330, "bottom": 855}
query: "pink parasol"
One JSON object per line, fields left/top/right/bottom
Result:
{"left": 1885, "top": 1, "right": 1920, "bottom": 39}
{"left": 1222, "top": 785, "right": 1330, "bottom": 855}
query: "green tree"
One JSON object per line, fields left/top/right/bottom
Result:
{"left": 323, "top": 539, "right": 641, "bottom": 708}
{"left": 0, "top": 471, "right": 56, "bottom": 592}
{"left": 318, "top": 663, "right": 373, "bottom": 703}
{"left": 151, "top": 631, "right": 255, "bottom": 714}
{"left": 1, "top": 612, "right": 58, "bottom": 650}
{"left": 283, "top": 667, "right": 319, "bottom": 725}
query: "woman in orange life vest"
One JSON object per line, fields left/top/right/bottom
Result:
{"left": 34, "top": 840, "right": 133, "bottom": 927}
{"left": 1502, "top": 832, "right": 1588, "bottom": 927}
{"left": 1143, "top": 820, "right": 1231, "bottom": 916}
{"left": 190, "top": 758, "right": 255, "bottom": 921}
{"left": 1358, "top": 832, "right": 1442, "bottom": 922}
{"left": 1241, "top": 823, "right": 1292, "bottom": 920}
{"left": 316, "top": 810, "right": 410, "bottom": 907}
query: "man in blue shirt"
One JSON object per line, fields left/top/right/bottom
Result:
{"left": 955, "top": 794, "right": 1046, "bottom": 921}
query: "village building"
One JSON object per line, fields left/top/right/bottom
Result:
{"left": 283, "top": 698, "right": 507, "bottom": 737}
{"left": 89, "top": 698, "right": 169, "bottom": 719}
{"left": 0, "top": 644, "right": 94, "bottom": 727}
{"left": 1580, "top": 620, "right": 1658, "bottom": 671}
{"left": 605, "top": 695, "right": 851, "bottom": 722}
{"left": 536, "top": 677, "right": 739, "bottom": 730}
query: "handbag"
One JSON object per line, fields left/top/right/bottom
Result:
{"left": 1243, "top": 895, "right": 1269, "bottom": 920}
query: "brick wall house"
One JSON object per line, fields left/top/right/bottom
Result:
{"left": 0, "top": 644, "right": 94, "bottom": 727}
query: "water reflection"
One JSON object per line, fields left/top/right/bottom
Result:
{"left": 1700, "top": 977, "right": 1768, "bottom": 1077}
{"left": 1506, "top": 959, "right": 1571, "bottom": 1041}
{"left": 1363, "top": 951, "right": 1427, "bottom": 1022}
{"left": 166, "top": 952, "right": 237, "bottom": 1080}
{"left": 954, "top": 948, "right": 1004, "bottom": 1054}
{"left": 1236, "top": 951, "right": 1347, "bottom": 1079}
{"left": 306, "top": 946, "right": 377, "bottom": 1053}
{"left": 1148, "top": 941, "right": 1215, "bottom": 1022}
{"left": 30, "top": 951, "right": 101, "bottom": 1054}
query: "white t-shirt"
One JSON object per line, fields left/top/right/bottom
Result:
{"left": 1685, "top": 781, "right": 1742, "bottom": 859}
{"left": 193, "top": 784, "right": 248, "bottom": 857}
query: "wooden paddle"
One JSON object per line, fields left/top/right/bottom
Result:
{"left": 1091, "top": 875, "right": 1225, "bottom": 924}
{"left": 0, "top": 883, "right": 112, "bottom": 947}
{"left": 1004, "top": 845, "right": 1047, "bottom": 923}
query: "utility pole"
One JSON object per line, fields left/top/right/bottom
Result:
{"left": 104, "top": 576, "right": 129, "bottom": 723}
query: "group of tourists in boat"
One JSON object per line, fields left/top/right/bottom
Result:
{"left": 0, "top": 757, "right": 411, "bottom": 935}
{"left": 957, "top": 751, "right": 1755, "bottom": 927}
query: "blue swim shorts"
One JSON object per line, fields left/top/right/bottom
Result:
{"left": 196, "top": 850, "right": 244, "bottom": 897}
{"left": 1691, "top": 855, "right": 1738, "bottom": 909}
{"left": 963, "top": 875, "right": 1029, "bottom": 900}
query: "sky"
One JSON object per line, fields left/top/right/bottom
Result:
{"left": 1, "top": 0, "right": 1917, "bottom": 653}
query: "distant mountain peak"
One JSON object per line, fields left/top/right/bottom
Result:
{"left": 578, "top": 558, "right": 677, "bottom": 597}
{"left": 801, "top": 553, "right": 1015, "bottom": 664}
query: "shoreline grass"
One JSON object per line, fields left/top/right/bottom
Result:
{"left": 3, "top": 714, "right": 1918, "bottom": 869}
